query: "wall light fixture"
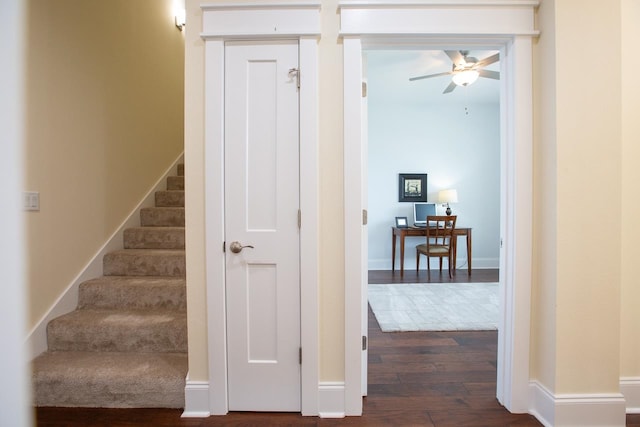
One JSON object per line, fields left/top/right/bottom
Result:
{"left": 175, "top": 8, "right": 186, "bottom": 31}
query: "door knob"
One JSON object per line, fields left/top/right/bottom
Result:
{"left": 229, "top": 241, "right": 254, "bottom": 254}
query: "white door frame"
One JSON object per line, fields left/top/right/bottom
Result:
{"left": 201, "top": 1, "right": 321, "bottom": 416}
{"left": 340, "top": 0, "right": 539, "bottom": 416}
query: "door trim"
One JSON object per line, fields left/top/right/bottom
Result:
{"left": 201, "top": 2, "right": 321, "bottom": 416}
{"left": 339, "top": 0, "right": 538, "bottom": 416}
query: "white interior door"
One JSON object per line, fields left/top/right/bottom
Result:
{"left": 224, "top": 40, "right": 301, "bottom": 412}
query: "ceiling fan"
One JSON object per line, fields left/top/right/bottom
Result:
{"left": 409, "top": 50, "right": 500, "bottom": 94}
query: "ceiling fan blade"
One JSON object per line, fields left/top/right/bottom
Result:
{"left": 444, "top": 50, "right": 465, "bottom": 66}
{"left": 478, "top": 69, "right": 500, "bottom": 80}
{"left": 443, "top": 81, "right": 457, "bottom": 94}
{"left": 476, "top": 52, "right": 500, "bottom": 68}
{"left": 409, "top": 71, "right": 452, "bottom": 81}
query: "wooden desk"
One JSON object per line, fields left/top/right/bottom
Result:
{"left": 391, "top": 226, "right": 472, "bottom": 276}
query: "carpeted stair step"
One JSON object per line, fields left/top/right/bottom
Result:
{"left": 155, "top": 190, "right": 185, "bottom": 207}
{"left": 103, "top": 249, "right": 185, "bottom": 277}
{"left": 167, "top": 175, "right": 184, "bottom": 190}
{"left": 47, "top": 309, "right": 187, "bottom": 353}
{"left": 78, "top": 276, "right": 186, "bottom": 311}
{"left": 32, "top": 351, "right": 187, "bottom": 408}
{"left": 177, "top": 163, "right": 184, "bottom": 176}
{"left": 123, "top": 226, "right": 185, "bottom": 249}
{"left": 140, "top": 207, "right": 185, "bottom": 227}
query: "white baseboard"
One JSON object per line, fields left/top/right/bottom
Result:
{"left": 318, "top": 381, "right": 345, "bottom": 418}
{"left": 182, "top": 378, "right": 211, "bottom": 418}
{"left": 529, "top": 381, "right": 554, "bottom": 427}
{"left": 26, "top": 153, "right": 184, "bottom": 359}
{"left": 621, "top": 377, "right": 640, "bottom": 414}
{"left": 182, "top": 380, "right": 344, "bottom": 418}
{"left": 529, "top": 380, "right": 627, "bottom": 426}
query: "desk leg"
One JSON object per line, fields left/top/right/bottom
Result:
{"left": 466, "top": 230, "right": 472, "bottom": 275}
{"left": 400, "top": 234, "right": 405, "bottom": 276}
{"left": 452, "top": 236, "right": 458, "bottom": 275}
{"left": 391, "top": 231, "right": 396, "bottom": 272}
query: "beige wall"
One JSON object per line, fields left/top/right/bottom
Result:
{"left": 532, "top": 0, "right": 633, "bottom": 395}
{"left": 183, "top": 0, "right": 208, "bottom": 381}
{"left": 317, "top": 0, "right": 345, "bottom": 382}
{"left": 620, "top": 0, "right": 640, "bottom": 379}
{"left": 25, "top": 0, "right": 184, "bottom": 328}
{"left": 554, "top": 0, "right": 622, "bottom": 393}
{"left": 531, "top": 0, "right": 558, "bottom": 391}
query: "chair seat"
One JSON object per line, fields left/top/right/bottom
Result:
{"left": 416, "top": 243, "right": 450, "bottom": 255}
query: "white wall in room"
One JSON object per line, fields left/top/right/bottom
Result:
{"left": 367, "top": 53, "right": 501, "bottom": 271}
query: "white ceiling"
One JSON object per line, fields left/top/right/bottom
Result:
{"left": 365, "top": 50, "right": 501, "bottom": 106}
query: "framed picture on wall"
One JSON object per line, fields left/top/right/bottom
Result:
{"left": 398, "top": 173, "right": 428, "bottom": 202}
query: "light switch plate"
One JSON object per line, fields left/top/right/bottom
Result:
{"left": 23, "top": 191, "right": 40, "bottom": 211}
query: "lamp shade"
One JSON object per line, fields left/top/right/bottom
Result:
{"left": 438, "top": 189, "right": 458, "bottom": 204}
{"left": 452, "top": 69, "right": 479, "bottom": 86}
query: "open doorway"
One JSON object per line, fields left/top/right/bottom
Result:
{"left": 363, "top": 46, "right": 503, "bottom": 397}
{"left": 341, "top": 11, "right": 535, "bottom": 414}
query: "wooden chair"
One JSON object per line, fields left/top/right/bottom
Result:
{"left": 416, "top": 215, "right": 457, "bottom": 278}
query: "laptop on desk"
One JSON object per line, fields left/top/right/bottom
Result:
{"left": 412, "top": 202, "right": 437, "bottom": 227}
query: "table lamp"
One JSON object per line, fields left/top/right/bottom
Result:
{"left": 438, "top": 189, "right": 458, "bottom": 216}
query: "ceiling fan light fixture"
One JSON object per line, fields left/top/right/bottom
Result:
{"left": 452, "top": 69, "right": 479, "bottom": 87}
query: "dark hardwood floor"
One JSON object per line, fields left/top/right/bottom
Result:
{"left": 35, "top": 269, "right": 640, "bottom": 426}
{"left": 369, "top": 268, "right": 500, "bottom": 284}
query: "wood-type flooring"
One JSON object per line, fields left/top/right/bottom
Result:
{"left": 36, "top": 269, "right": 640, "bottom": 426}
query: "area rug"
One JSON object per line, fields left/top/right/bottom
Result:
{"left": 368, "top": 283, "right": 499, "bottom": 332}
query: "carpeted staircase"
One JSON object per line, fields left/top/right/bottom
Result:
{"left": 32, "top": 164, "right": 188, "bottom": 408}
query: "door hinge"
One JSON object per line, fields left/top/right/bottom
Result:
{"left": 362, "top": 81, "right": 367, "bottom": 97}
{"left": 299, "top": 347, "right": 302, "bottom": 364}
{"left": 223, "top": 241, "right": 226, "bottom": 252}
{"left": 289, "top": 68, "right": 300, "bottom": 89}
{"left": 362, "top": 336, "right": 367, "bottom": 351}
{"left": 362, "top": 209, "right": 368, "bottom": 226}
{"left": 298, "top": 209, "right": 301, "bottom": 229}
{"left": 500, "top": 238, "right": 503, "bottom": 248}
